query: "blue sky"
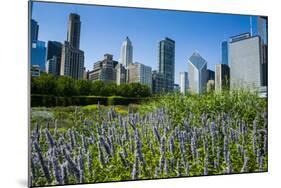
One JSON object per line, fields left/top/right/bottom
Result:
{"left": 32, "top": 2, "right": 258, "bottom": 84}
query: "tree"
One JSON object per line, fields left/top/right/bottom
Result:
{"left": 56, "top": 76, "right": 78, "bottom": 96}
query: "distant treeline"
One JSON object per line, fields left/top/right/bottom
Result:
{"left": 31, "top": 74, "right": 151, "bottom": 98}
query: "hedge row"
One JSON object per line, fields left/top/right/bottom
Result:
{"left": 31, "top": 95, "right": 146, "bottom": 107}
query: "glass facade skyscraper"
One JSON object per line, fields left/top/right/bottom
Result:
{"left": 221, "top": 41, "right": 228, "bottom": 65}
{"left": 31, "top": 41, "right": 46, "bottom": 71}
{"left": 188, "top": 52, "right": 207, "bottom": 94}
{"left": 158, "top": 37, "right": 175, "bottom": 92}
{"left": 31, "top": 19, "right": 39, "bottom": 42}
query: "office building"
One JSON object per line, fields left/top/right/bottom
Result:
{"left": 221, "top": 41, "right": 229, "bottom": 65}
{"left": 60, "top": 13, "right": 84, "bottom": 80}
{"left": 152, "top": 71, "right": 166, "bottom": 94}
{"left": 88, "top": 54, "right": 118, "bottom": 81}
{"left": 46, "top": 56, "right": 60, "bottom": 76}
{"left": 31, "top": 19, "right": 39, "bottom": 42}
{"left": 158, "top": 37, "right": 175, "bottom": 92}
{"left": 46, "top": 41, "right": 62, "bottom": 76}
{"left": 179, "top": 72, "right": 189, "bottom": 94}
{"left": 207, "top": 69, "right": 215, "bottom": 81}
{"left": 215, "top": 64, "right": 230, "bottom": 92}
{"left": 128, "top": 62, "right": 152, "bottom": 88}
{"left": 30, "top": 19, "right": 46, "bottom": 72}
{"left": 116, "top": 63, "right": 127, "bottom": 85}
{"left": 31, "top": 40, "right": 46, "bottom": 71}
{"left": 188, "top": 52, "right": 207, "bottom": 94}
{"left": 120, "top": 36, "right": 133, "bottom": 68}
{"left": 229, "top": 33, "right": 263, "bottom": 90}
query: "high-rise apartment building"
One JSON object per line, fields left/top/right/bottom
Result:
{"left": 60, "top": 13, "right": 84, "bottom": 80}
{"left": 179, "top": 72, "right": 189, "bottom": 94}
{"left": 188, "top": 52, "right": 207, "bottom": 94}
{"left": 120, "top": 37, "right": 133, "bottom": 68}
{"left": 158, "top": 37, "right": 175, "bottom": 92}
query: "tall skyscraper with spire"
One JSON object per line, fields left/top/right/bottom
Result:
{"left": 120, "top": 36, "right": 133, "bottom": 68}
{"left": 60, "top": 13, "right": 84, "bottom": 79}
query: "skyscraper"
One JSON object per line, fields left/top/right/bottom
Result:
{"left": 215, "top": 64, "right": 230, "bottom": 92}
{"left": 207, "top": 69, "right": 215, "bottom": 81}
{"left": 31, "top": 19, "right": 39, "bottom": 42}
{"left": 30, "top": 19, "right": 46, "bottom": 72}
{"left": 128, "top": 62, "right": 152, "bottom": 88}
{"left": 188, "top": 52, "right": 207, "bottom": 94}
{"left": 229, "top": 33, "right": 263, "bottom": 90}
{"left": 46, "top": 56, "right": 60, "bottom": 76}
{"left": 158, "top": 37, "right": 175, "bottom": 92}
{"left": 120, "top": 37, "right": 133, "bottom": 68}
{"left": 221, "top": 41, "right": 228, "bottom": 65}
{"left": 116, "top": 63, "right": 127, "bottom": 85}
{"left": 60, "top": 13, "right": 84, "bottom": 80}
{"left": 179, "top": 72, "right": 189, "bottom": 94}
{"left": 31, "top": 40, "right": 46, "bottom": 71}
{"left": 46, "top": 41, "right": 62, "bottom": 76}
{"left": 67, "top": 13, "right": 81, "bottom": 49}
{"left": 152, "top": 71, "right": 166, "bottom": 94}
{"left": 47, "top": 41, "right": 62, "bottom": 61}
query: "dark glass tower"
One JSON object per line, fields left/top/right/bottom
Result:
{"left": 31, "top": 19, "right": 39, "bottom": 42}
{"left": 158, "top": 37, "right": 175, "bottom": 92}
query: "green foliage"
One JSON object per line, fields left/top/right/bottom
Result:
{"left": 30, "top": 90, "right": 267, "bottom": 187}
{"left": 31, "top": 76, "right": 152, "bottom": 98}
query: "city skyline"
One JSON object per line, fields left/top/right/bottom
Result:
{"left": 31, "top": 1, "right": 260, "bottom": 84}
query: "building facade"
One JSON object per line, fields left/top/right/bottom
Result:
{"left": 158, "top": 37, "right": 175, "bottom": 92}
{"left": 188, "top": 52, "right": 207, "bottom": 94}
{"left": 116, "top": 63, "right": 127, "bottom": 85}
{"left": 179, "top": 72, "right": 189, "bottom": 94}
{"left": 207, "top": 69, "right": 215, "bottom": 81}
{"left": 60, "top": 13, "right": 84, "bottom": 80}
{"left": 215, "top": 64, "right": 230, "bottom": 92}
{"left": 152, "top": 71, "right": 166, "bottom": 94}
{"left": 128, "top": 62, "right": 152, "bottom": 88}
{"left": 88, "top": 54, "right": 118, "bottom": 82}
{"left": 31, "top": 40, "right": 46, "bottom": 71}
{"left": 229, "top": 34, "right": 263, "bottom": 90}
{"left": 46, "top": 41, "right": 62, "bottom": 76}
{"left": 120, "top": 37, "right": 133, "bottom": 68}
{"left": 31, "top": 19, "right": 39, "bottom": 42}
{"left": 46, "top": 56, "right": 61, "bottom": 76}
